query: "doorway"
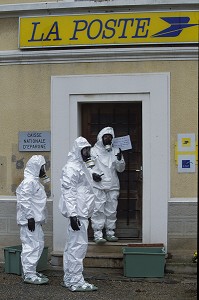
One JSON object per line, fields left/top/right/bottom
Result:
{"left": 81, "top": 102, "right": 142, "bottom": 240}
{"left": 52, "top": 73, "right": 169, "bottom": 252}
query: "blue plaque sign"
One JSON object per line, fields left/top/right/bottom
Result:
{"left": 19, "top": 131, "right": 51, "bottom": 152}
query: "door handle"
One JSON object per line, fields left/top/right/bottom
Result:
{"left": 132, "top": 166, "right": 142, "bottom": 172}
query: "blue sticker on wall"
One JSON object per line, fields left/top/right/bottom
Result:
{"left": 182, "top": 160, "right": 190, "bottom": 168}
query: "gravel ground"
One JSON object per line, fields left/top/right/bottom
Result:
{"left": 0, "top": 265, "right": 197, "bottom": 300}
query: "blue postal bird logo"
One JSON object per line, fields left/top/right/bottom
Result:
{"left": 152, "top": 17, "right": 199, "bottom": 37}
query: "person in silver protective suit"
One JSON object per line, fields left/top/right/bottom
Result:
{"left": 16, "top": 155, "right": 50, "bottom": 285}
{"left": 91, "top": 127, "right": 125, "bottom": 244}
{"left": 59, "top": 136, "right": 101, "bottom": 292}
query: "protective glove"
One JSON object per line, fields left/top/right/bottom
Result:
{"left": 28, "top": 218, "right": 35, "bottom": 232}
{"left": 70, "top": 216, "right": 81, "bottom": 231}
{"left": 92, "top": 173, "right": 102, "bottom": 182}
{"left": 116, "top": 148, "right": 122, "bottom": 161}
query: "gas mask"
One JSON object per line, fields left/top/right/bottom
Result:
{"left": 81, "top": 146, "right": 95, "bottom": 168}
{"left": 39, "top": 164, "right": 50, "bottom": 184}
{"left": 102, "top": 134, "right": 113, "bottom": 152}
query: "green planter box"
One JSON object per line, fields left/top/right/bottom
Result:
{"left": 4, "top": 245, "right": 48, "bottom": 275}
{"left": 123, "top": 247, "right": 166, "bottom": 278}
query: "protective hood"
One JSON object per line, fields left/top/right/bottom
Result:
{"left": 67, "top": 136, "right": 91, "bottom": 163}
{"left": 95, "top": 127, "right": 115, "bottom": 149}
{"left": 24, "top": 155, "right": 46, "bottom": 179}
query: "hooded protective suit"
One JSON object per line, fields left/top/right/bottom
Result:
{"left": 91, "top": 127, "right": 125, "bottom": 242}
{"left": 59, "top": 137, "right": 95, "bottom": 219}
{"left": 16, "top": 155, "right": 48, "bottom": 282}
{"left": 59, "top": 137, "right": 97, "bottom": 291}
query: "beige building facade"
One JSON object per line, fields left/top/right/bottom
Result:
{"left": 0, "top": 0, "right": 198, "bottom": 262}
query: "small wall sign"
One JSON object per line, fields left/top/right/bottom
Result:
{"left": 178, "top": 155, "right": 195, "bottom": 173}
{"left": 175, "top": 133, "right": 198, "bottom": 168}
{"left": 19, "top": 131, "right": 51, "bottom": 152}
{"left": 177, "top": 133, "right": 195, "bottom": 152}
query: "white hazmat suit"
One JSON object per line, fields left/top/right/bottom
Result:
{"left": 16, "top": 155, "right": 48, "bottom": 284}
{"left": 91, "top": 127, "right": 125, "bottom": 243}
{"left": 59, "top": 137, "right": 98, "bottom": 292}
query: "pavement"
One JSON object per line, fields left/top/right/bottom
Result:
{"left": 0, "top": 263, "right": 197, "bottom": 300}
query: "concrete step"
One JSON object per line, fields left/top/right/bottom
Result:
{"left": 50, "top": 251, "right": 63, "bottom": 267}
{"left": 87, "top": 241, "right": 129, "bottom": 254}
{"left": 50, "top": 249, "right": 124, "bottom": 268}
{"left": 87, "top": 241, "right": 165, "bottom": 253}
{"left": 50, "top": 251, "right": 197, "bottom": 275}
{"left": 166, "top": 249, "right": 196, "bottom": 262}
{"left": 165, "top": 249, "right": 197, "bottom": 275}
{"left": 50, "top": 242, "right": 197, "bottom": 275}
{"left": 165, "top": 261, "right": 197, "bottom": 275}
{"left": 84, "top": 252, "right": 123, "bottom": 268}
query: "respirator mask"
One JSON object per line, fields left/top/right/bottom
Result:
{"left": 81, "top": 146, "right": 95, "bottom": 168}
{"left": 102, "top": 134, "right": 113, "bottom": 152}
{"left": 39, "top": 164, "right": 50, "bottom": 184}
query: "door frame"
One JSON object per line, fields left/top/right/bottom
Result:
{"left": 51, "top": 73, "right": 170, "bottom": 252}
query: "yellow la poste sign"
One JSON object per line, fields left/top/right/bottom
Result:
{"left": 19, "top": 11, "right": 199, "bottom": 48}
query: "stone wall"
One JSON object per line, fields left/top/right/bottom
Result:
{"left": 167, "top": 201, "right": 197, "bottom": 258}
